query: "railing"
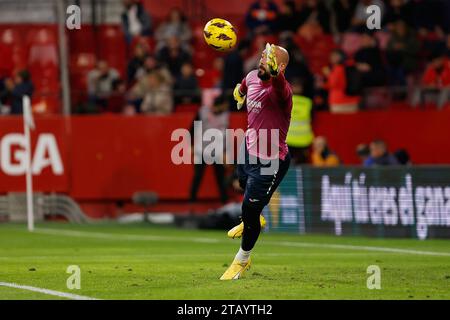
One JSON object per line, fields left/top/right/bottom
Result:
{"left": 0, "top": 192, "right": 92, "bottom": 223}
{"left": 360, "top": 85, "right": 449, "bottom": 110}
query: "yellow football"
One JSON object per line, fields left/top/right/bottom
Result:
{"left": 203, "top": 18, "right": 237, "bottom": 52}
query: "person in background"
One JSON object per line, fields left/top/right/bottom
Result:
{"left": 410, "top": 0, "right": 448, "bottom": 39}
{"left": 414, "top": 50, "right": 450, "bottom": 109}
{"left": 394, "top": 148, "right": 411, "bottom": 165}
{"left": 384, "top": 0, "right": 413, "bottom": 29}
{"left": 286, "top": 79, "right": 314, "bottom": 164}
{"left": 446, "top": 34, "right": 450, "bottom": 58}
{"left": 173, "top": 62, "right": 200, "bottom": 105}
{"left": 356, "top": 143, "right": 370, "bottom": 165}
{"left": 135, "top": 55, "right": 173, "bottom": 85}
{"left": 208, "top": 57, "right": 225, "bottom": 89}
{"left": 128, "top": 56, "right": 172, "bottom": 111}
{"left": 0, "top": 69, "right": 34, "bottom": 115}
{"left": 332, "top": 0, "right": 358, "bottom": 34}
{"left": 394, "top": 149, "right": 412, "bottom": 166}
{"left": 141, "top": 72, "right": 173, "bottom": 115}
{"left": 127, "top": 43, "right": 149, "bottom": 83}
{"left": 386, "top": 20, "right": 419, "bottom": 87}
{"left": 297, "top": 0, "right": 331, "bottom": 37}
{"left": 245, "top": 0, "right": 279, "bottom": 35}
{"left": 322, "top": 49, "right": 360, "bottom": 113}
{"left": 0, "top": 78, "right": 6, "bottom": 113}
{"left": 87, "top": 60, "right": 120, "bottom": 110}
{"left": 276, "top": 0, "right": 298, "bottom": 32}
{"left": 365, "top": 139, "right": 399, "bottom": 166}
{"left": 354, "top": 32, "right": 386, "bottom": 88}
{"left": 106, "top": 79, "right": 127, "bottom": 113}
{"left": 156, "top": 36, "right": 191, "bottom": 78}
{"left": 129, "top": 71, "right": 173, "bottom": 115}
{"left": 155, "top": 8, "right": 192, "bottom": 52}
{"left": 311, "top": 136, "right": 340, "bottom": 167}
{"left": 422, "top": 51, "right": 450, "bottom": 88}
{"left": 279, "top": 32, "right": 314, "bottom": 98}
{"left": 189, "top": 94, "right": 230, "bottom": 204}
{"left": 243, "top": 36, "right": 267, "bottom": 74}
{"left": 121, "top": 0, "right": 152, "bottom": 44}
{"left": 222, "top": 40, "right": 250, "bottom": 107}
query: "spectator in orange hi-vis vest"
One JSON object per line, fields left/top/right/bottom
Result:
{"left": 311, "top": 136, "right": 340, "bottom": 167}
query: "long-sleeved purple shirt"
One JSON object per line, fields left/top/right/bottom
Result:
{"left": 240, "top": 70, "right": 293, "bottom": 160}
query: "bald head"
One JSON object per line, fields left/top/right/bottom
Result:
{"left": 258, "top": 44, "right": 290, "bottom": 81}
{"left": 274, "top": 45, "right": 289, "bottom": 67}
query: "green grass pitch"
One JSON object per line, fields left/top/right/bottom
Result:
{"left": 0, "top": 222, "right": 449, "bottom": 300}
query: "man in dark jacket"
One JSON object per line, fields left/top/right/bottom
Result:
{"left": 222, "top": 40, "right": 250, "bottom": 110}
{"left": 0, "top": 70, "right": 34, "bottom": 115}
{"left": 365, "top": 139, "right": 399, "bottom": 166}
{"left": 156, "top": 36, "right": 191, "bottom": 78}
{"left": 355, "top": 32, "right": 386, "bottom": 88}
{"left": 173, "top": 62, "right": 200, "bottom": 105}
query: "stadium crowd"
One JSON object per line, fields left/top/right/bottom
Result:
{"left": 74, "top": 0, "right": 450, "bottom": 116}
{"left": 0, "top": 0, "right": 448, "bottom": 116}
{"left": 0, "top": 0, "right": 448, "bottom": 167}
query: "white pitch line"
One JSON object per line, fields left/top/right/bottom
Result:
{"left": 0, "top": 282, "right": 100, "bottom": 300}
{"left": 35, "top": 228, "right": 219, "bottom": 243}
{"left": 272, "top": 241, "right": 450, "bottom": 257}
{"left": 33, "top": 228, "right": 450, "bottom": 257}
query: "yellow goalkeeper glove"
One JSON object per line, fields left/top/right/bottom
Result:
{"left": 266, "top": 43, "right": 279, "bottom": 77}
{"left": 233, "top": 83, "right": 246, "bottom": 110}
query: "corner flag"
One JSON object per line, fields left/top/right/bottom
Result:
{"left": 23, "top": 96, "right": 35, "bottom": 232}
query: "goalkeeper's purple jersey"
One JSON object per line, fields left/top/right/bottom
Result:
{"left": 240, "top": 70, "right": 293, "bottom": 161}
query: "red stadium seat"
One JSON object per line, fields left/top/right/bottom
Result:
{"left": 23, "top": 27, "right": 60, "bottom": 101}
{"left": 175, "top": 103, "right": 200, "bottom": 113}
{"left": 0, "top": 27, "right": 26, "bottom": 76}
{"left": 294, "top": 34, "right": 336, "bottom": 74}
{"left": 192, "top": 21, "right": 228, "bottom": 69}
{"left": 31, "top": 94, "right": 60, "bottom": 114}
{"left": 69, "top": 53, "right": 96, "bottom": 96}
{"left": 70, "top": 52, "right": 97, "bottom": 71}
{"left": 97, "top": 25, "right": 127, "bottom": 77}
{"left": 197, "top": 68, "right": 222, "bottom": 89}
{"left": 191, "top": 21, "right": 205, "bottom": 43}
{"left": 26, "top": 26, "right": 58, "bottom": 68}
{"left": 67, "top": 25, "right": 96, "bottom": 54}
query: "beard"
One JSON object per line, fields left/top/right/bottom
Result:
{"left": 257, "top": 66, "right": 271, "bottom": 81}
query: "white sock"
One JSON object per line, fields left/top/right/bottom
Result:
{"left": 235, "top": 248, "right": 251, "bottom": 263}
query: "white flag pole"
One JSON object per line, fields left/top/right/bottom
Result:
{"left": 23, "top": 96, "right": 35, "bottom": 232}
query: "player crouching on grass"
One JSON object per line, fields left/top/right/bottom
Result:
{"left": 220, "top": 44, "right": 293, "bottom": 280}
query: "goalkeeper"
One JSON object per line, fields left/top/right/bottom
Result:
{"left": 220, "top": 44, "right": 293, "bottom": 280}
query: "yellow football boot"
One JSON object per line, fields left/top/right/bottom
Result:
{"left": 220, "top": 258, "right": 252, "bottom": 280}
{"left": 227, "top": 215, "right": 266, "bottom": 239}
